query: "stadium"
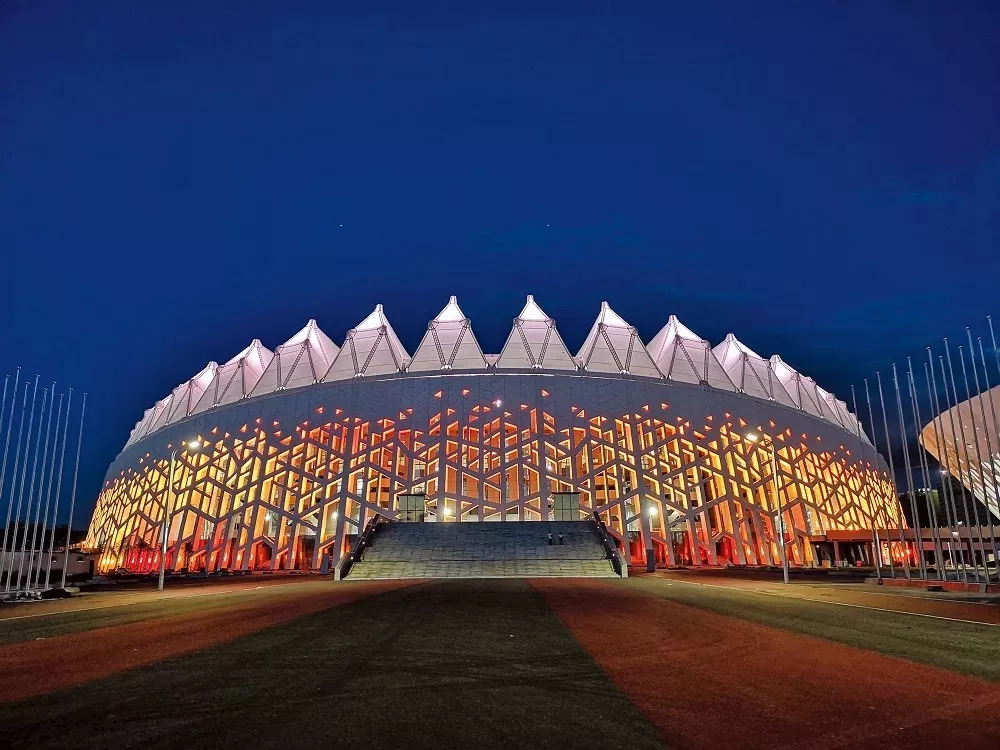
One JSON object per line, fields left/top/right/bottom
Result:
{"left": 86, "top": 296, "right": 901, "bottom": 576}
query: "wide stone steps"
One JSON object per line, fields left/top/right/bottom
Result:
{"left": 348, "top": 520, "right": 617, "bottom": 579}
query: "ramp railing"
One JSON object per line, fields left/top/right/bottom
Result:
{"left": 591, "top": 512, "right": 627, "bottom": 578}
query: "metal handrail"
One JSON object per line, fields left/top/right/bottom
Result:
{"left": 335, "top": 514, "right": 385, "bottom": 580}
{"left": 591, "top": 512, "right": 628, "bottom": 578}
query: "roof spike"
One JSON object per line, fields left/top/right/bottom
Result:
{"left": 576, "top": 302, "right": 659, "bottom": 377}
{"left": 325, "top": 305, "right": 410, "bottom": 380}
{"left": 648, "top": 315, "right": 734, "bottom": 391}
{"left": 252, "top": 319, "right": 339, "bottom": 395}
{"left": 408, "top": 296, "right": 487, "bottom": 371}
{"left": 497, "top": 295, "right": 576, "bottom": 370}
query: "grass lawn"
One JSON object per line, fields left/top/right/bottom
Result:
{"left": 0, "top": 580, "right": 666, "bottom": 749}
{"left": 0, "top": 580, "right": 337, "bottom": 645}
{"left": 626, "top": 575, "right": 1000, "bottom": 682}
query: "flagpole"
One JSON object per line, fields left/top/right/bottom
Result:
{"left": 13, "top": 385, "right": 48, "bottom": 592}
{"left": 893, "top": 364, "right": 925, "bottom": 578}
{"left": 927, "top": 354, "right": 966, "bottom": 582}
{"left": 6, "top": 376, "right": 40, "bottom": 592}
{"left": 44, "top": 389, "right": 72, "bottom": 589}
{"left": 876, "top": 372, "right": 911, "bottom": 577}
{"left": 0, "top": 379, "right": 28, "bottom": 586}
{"left": 60, "top": 393, "right": 86, "bottom": 590}
{"left": 852, "top": 385, "right": 882, "bottom": 577}
{"left": 959, "top": 337, "right": 1000, "bottom": 581}
{"left": 941, "top": 347, "right": 988, "bottom": 582}
{"left": 866, "top": 378, "right": 896, "bottom": 577}
{"left": 23, "top": 386, "right": 56, "bottom": 591}
{"left": 32, "top": 393, "right": 63, "bottom": 589}
{"left": 907, "top": 358, "right": 945, "bottom": 579}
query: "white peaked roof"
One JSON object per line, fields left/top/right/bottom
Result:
{"left": 163, "top": 362, "right": 218, "bottom": 426}
{"left": 834, "top": 397, "right": 861, "bottom": 435}
{"left": 124, "top": 407, "right": 154, "bottom": 448}
{"left": 407, "top": 297, "right": 488, "bottom": 372}
{"left": 252, "top": 320, "right": 339, "bottom": 396}
{"left": 576, "top": 302, "right": 661, "bottom": 378}
{"left": 713, "top": 334, "right": 797, "bottom": 407}
{"left": 147, "top": 395, "right": 175, "bottom": 434}
{"left": 647, "top": 316, "right": 735, "bottom": 390}
{"left": 816, "top": 386, "right": 848, "bottom": 428}
{"left": 121, "top": 300, "right": 869, "bottom": 447}
{"left": 325, "top": 305, "right": 410, "bottom": 380}
{"left": 496, "top": 295, "right": 577, "bottom": 371}
{"left": 770, "top": 355, "right": 823, "bottom": 419}
{"left": 192, "top": 339, "right": 273, "bottom": 415}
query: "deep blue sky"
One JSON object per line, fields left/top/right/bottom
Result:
{"left": 2, "top": 2, "right": 999, "bottom": 525}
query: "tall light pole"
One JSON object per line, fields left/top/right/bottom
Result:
{"left": 746, "top": 431, "right": 789, "bottom": 584}
{"left": 158, "top": 438, "right": 202, "bottom": 591}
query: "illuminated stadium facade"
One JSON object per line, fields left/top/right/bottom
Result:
{"left": 87, "top": 296, "right": 902, "bottom": 574}
{"left": 921, "top": 384, "right": 1000, "bottom": 523}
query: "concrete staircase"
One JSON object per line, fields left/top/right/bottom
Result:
{"left": 347, "top": 521, "right": 618, "bottom": 579}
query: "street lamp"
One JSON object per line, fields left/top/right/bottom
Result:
{"left": 158, "top": 438, "right": 202, "bottom": 591}
{"left": 746, "top": 431, "right": 789, "bottom": 584}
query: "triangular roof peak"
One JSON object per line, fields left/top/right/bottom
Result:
{"left": 356, "top": 304, "right": 387, "bottom": 331}
{"left": 223, "top": 339, "right": 264, "bottom": 366}
{"left": 193, "top": 339, "right": 273, "bottom": 415}
{"left": 251, "top": 320, "right": 339, "bottom": 395}
{"left": 518, "top": 294, "right": 549, "bottom": 322}
{"left": 283, "top": 319, "right": 324, "bottom": 347}
{"left": 647, "top": 316, "right": 735, "bottom": 391}
{"left": 668, "top": 315, "right": 702, "bottom": 341}
{"left": 496, "top": 295, "right": 576, "bottom": 371}
{"left": 325, "top": 305, "right": 410, "bottom": 380}
{"left": 597, "top": 300, "right": 630, "bottom": 329}
{"left": 769, "top": 354, "right": 797, "bottom": 379}
{"left": 725, "top": 333, "right": 763, "bottom": 360}
{"left": 407, "top": 296, "right": 487, "bottom": 371}
{"left": 435, "top": 296, "right": 466, "bottom": 323}
{"left": 576, "top": 302, "right": 660, "bottom": 377}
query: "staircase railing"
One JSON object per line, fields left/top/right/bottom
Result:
{"left": 591, "top": 512, "right": 628, "bottom": 578}
{"left": 335, "top": 514, "right": 385, "bottom": 581}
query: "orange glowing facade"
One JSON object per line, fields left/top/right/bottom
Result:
{"left": 86, "top": 297, "right": 901, "bottom": 573}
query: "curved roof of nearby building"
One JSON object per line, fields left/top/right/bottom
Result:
{"left": 123, "top": 296, "right": 866, "bottom": 447}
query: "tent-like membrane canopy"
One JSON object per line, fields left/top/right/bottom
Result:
{"left": 325, "top": 305, "right": 410, "bottom": 380}
{"left": 575, "top": 301, "right": 660, "bottom": 378}
{"left": 713, "top": 334, "right": 797, "bottom": 407}
{"left": 192, "top": 339, "right": 273, "bottom": 415}
{"left": 408, "top": 296, "right": 488, "bottom": 372}
{"left": 647, "top": 316, "right": 734, "bottom": 390}
{"left": 496, "top": 295, "right": 576, "bottom": 371}
{"left": 253, "top": 320, "right": 339, "bottom": 395}
{"left": 122, "top": 297, "right": 870, "bottom": 450}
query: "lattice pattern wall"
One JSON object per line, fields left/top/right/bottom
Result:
{"left": 87, "top": 383, "right": 900, "bottom": 574}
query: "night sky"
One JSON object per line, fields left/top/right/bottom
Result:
{"left": 3, "top": 2, "right": 999, "bottom": 526}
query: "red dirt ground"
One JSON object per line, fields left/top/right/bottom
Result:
{"left": 0, "top": 579, "right": 410, "bottom": 704}
{"left": 532, "top": 578, "right": 1000, "bottom": 750}
{"left": 653, "top": 571, "right": 1000, "bottom": 625}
